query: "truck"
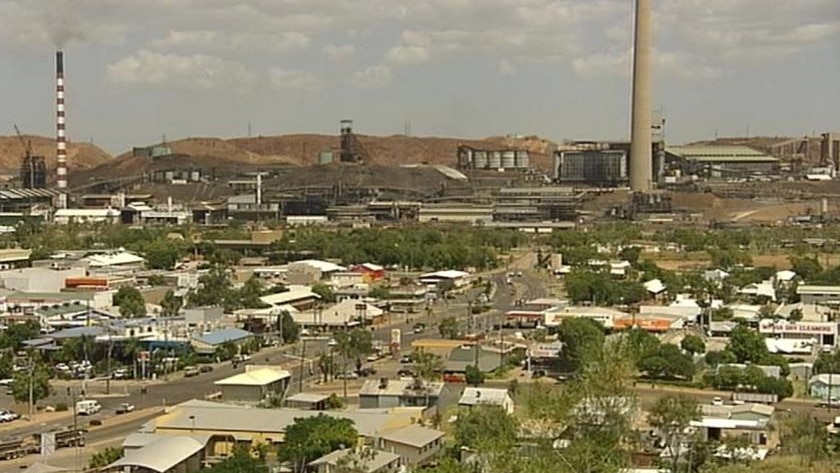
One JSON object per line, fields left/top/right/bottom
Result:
{"left": 0, "top": 439, "right": 31, "bottom": 460}
{"left": 33, "top": 429, "right": 85, "bottom": 450}
{"left": 731, "top": 392, "right": 778, "bottom": 404}
{"left": 75, "top": 399, "right": 101, "bottom": 416}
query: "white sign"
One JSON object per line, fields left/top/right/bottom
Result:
{"left": 40, "top": 432, "right": 56, "bottom": 458}
{"left": 758, "top": 319, "right": 837, "bottom": 335}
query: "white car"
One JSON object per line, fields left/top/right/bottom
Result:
{"left": 0, "top": 410, "right": 19, "bottom": 422}
{"left": 327, "top": 339, "right": 338, "bottom": 347}
{"left": 712, "top": 397, "right": 724, "bottom": 406}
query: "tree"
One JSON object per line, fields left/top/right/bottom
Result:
{"left": 0, "top": 320, "right": 40, "bottom": 350}
{"left": 147, "top": 274, "right": 167, "bottom": 286}
{"left": 681, "top": 334, "right": 706, "bottom": 355}
{"left": 122, "top": 337, "right": 142, "bottom": 379}
{"left": 412, "top": 349, "right": 443, "bottom": 381}
{"left": 189, "top": 266, "right": 236, "bottom": 311}
{"left": 205, "top": 444, "right": 267, "bottom": 473}
{"left": 790, "top": 256, "right": 822, "bottom": 281}
{"left": 89, "top": 447, "right": 124, "bottom": 469}
{"left": 454, "top": 405, "right": 519, "bottom": 449}
{"left": 0, "top": 351, "right": 12, "bottom": 379}
{"left": 557, "top": 317, "right": 605, "bottom": 373}
{"left": 728, "top": 325, "right": 769, "bottom": 364}
{"left": 465, "top": 364, "right": 485, "bottom": 386}
{"left": 278, "top": 310, "right": 301, "bottom": 344}
{"left": 277, "top": 414, "right": 359, "bottom": 472}
{"left": 240, "top": 276, "right": 268, "bottom": 309}
{"left": 648, "top": 395, "right": 700, "bottom": 473}
{"left": 781, "top": 413, "right": 830, "bottom": 466}
{"left": 711, "top": 307, "right": 734, "bottom": 321}
{"left": 11, "top": 359, "right": 51, "bottom": 405}
{"left": 625, "top": 327, "right": 661, "bottom": 362}
{"left": 334, "top": 328, "right": 373, "bottom": 373}
{"left": 368, "top": 286, "right": 390, "bottom": 300}
{"left": 789, "top": 308, "right": 804, "bottom": 322}
{"left": 160, "top": 290, "right": 182, "bottom": 317}
{"left": 638, "top": 344, "right": 695, "bottom": 380}
{"left": 438, "top": 317, "right": 460, "bottom": 339}
{"left": 317, "top": 353, "right": 335, "bottom": 382}
{"left": 758, "top": 305, "right": 776, "bottom": 319}
{"left": 114, "top": 286, "right": 146, "bottom": 318}
{"left": 144, "top": 239, "right": 180, "bottom": 270}
{"left": 705, "top": 349, "right": 737, "bottom": 368}
{"left": 312, "top": 283, "right": 336, "bottom": 303}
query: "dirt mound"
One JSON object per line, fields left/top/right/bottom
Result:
{"left": 0, "top": 135, "right": 112, "bottom": 173}
{"left": 230, "top": 134, "right": 556, "bottom": 170}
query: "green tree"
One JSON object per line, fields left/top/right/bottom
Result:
{"left": 11, "top": 360, "right": 51, "bottom": 405}
{"left": 625, "top": 327, "right": 661, "bottom": 362}
{"left": 205, "top": 444, "right": 267, "bottom": 473}
{"left": 190, "top": 266, "right": 237, "bottom": 311}
{"left": 368, "top": 286, "right": 390, "bottom": 300}
{"left": 705, "top": 349, "right": 737, "bottom": 368}
{"left": 639, "top": 344, "right": 695, "bottom": 380}
{"left": 728, "top": 325, "right": 769, "bottom": 364}
{"left": 648, "top": 395, "right": 700, "bottom": 473}
{"left": 277, "top": 414, "right": 359, "bottom": 472}
{"left": 781, "top": 413, "right": 830, "bottom": 466}
{"left": 312, "top": 283, "right": 336, "bottom": 303}
{"left": 88, "top": 446, "right": 124, "bottom": 469}
{"left": 711, "top": 307, "right": 734, "bottom": 321}
{"left": 557, "top": 317, "right": 605, "bottom": 373}
{"left": 144, "top": 239, "right": 180, "bottom": 270}
{"left": 789, "top": 308, "right": 804, "bottom": 322}
{"left": 438, "top": 317, "right": 460, "bottom": 339}
{"left": 160, "top": 290, "right": 183, "bottom": 317}
{"left": 147, "top": 274, "right": 167, "bottom": 286}
{"left": 240, "top": 276, "right": 269, "bottom": 309}
{"left": 411, "top": 349, "right": 444, "bottom": 381}
{"left": 115, "top": 286, "right": 147, "bottom": 318}
{"left": 789, "top": 256, "right": 822, "bottom": 281}
{"left": 681, "top": 334, "right": 706, "bottom": 355}
{"left": 454, "top": 405, "right": 518, "bottom": 449}
{"left": 464, "top": 364, "right": 485, "bottom": 386}
{"left": 0, "top": 320, "right": 40, "bottom": 350}
{"left": 0, "top": 351, "right": 13, "bottom": 379}
{"left": 278, "top": 310, "right": 301, "bottom": 344}
{"left": 317, "top": 353, "right": 336, "bottom": 382}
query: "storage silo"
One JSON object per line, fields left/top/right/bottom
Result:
{"left": 488, "top": 151, "right": 503, "bottom": 169}
{"left": 318, "top": 152, "right": 334, "bottom": 164}
{"left": 515, "top": 150, "right": 530, "bottom": 169}
{"left": 501, "top": 151, "right": 516, "bottom": 169}
{"left": 474, "top": 151, "right": 489, "bottom": 169}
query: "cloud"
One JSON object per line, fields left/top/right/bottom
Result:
{"left": 268, "top": 68, "right": 322, "bottom": 91}
{"left": 152, "top": 30, "right": 310, "bottom": 53}
{"left": 322, "top": 44, "right": 356, "bottom": 61}
{"left": 498, "top": 59, "right": 518, "bottom": 76}
{"left": 385, "top": 45, "right": 430, "bottom": 65}
{"left": 351, "top": 65, "right": 393, "bottom": 89}
{"left": 572, "top": 49, "right": 722, "bottom": 80}
{"left": 107, "top": 50, "right": 254, "bottom": 90}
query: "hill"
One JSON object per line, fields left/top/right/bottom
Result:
{"left": 0, "top": 135, "right": 112, "bottom": 175}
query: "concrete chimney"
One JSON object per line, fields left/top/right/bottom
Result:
{"left": 56, "top": 51, "right": 68, "bottom": 207}
{"left": 629, "top": 0, "right": 653, "bottom": 193}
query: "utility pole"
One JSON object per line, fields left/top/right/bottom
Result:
{"left": 298, "top": 338, "right": 307, "bottom": 393}
{"left": 28, "top": 357, "right": 34, "bottom": 420}
{"left": 105, "top": 324, "right": 113, "bottom": 395}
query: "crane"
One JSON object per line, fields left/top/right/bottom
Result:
{"left": 14, "top": 124, "right": 37, "bottom": 189}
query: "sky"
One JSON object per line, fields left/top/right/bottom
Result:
{"left": 0, "top": 0, "right": 838, "bottom": 154}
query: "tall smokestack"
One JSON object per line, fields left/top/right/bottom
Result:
{"left": 56, "top": 50, "right": 68, "bottom": 207}
{"left": 629, "top": 0, "right": 653, "bottom": 192}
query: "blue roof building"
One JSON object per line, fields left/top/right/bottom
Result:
{"left": 191, "top": 328, "right": 253, "bottom": 354}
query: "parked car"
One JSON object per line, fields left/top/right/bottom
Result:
{"left": 400, "top": 355, "right": 413, "bottom": 364}
{"left": 233, "top": 354, "right": 252, "bottom": 363}
{"left": 397, "top": 369, "right": 415, "bottom": 378}
{"left": 365, "top": 354, "right": 379, "bottom": 362}
{"left": 112, "top": 369, "right": 129, "bottom": 379}
{"left": 327, "top": 338, "right": 338, "bottom": 347}
{"left": 184, "top": 366, "right": 200, "bottom": 378}
{"left": 712, "top": 397, "right": 724, "bottom": 406}
{"left": 335, "top": 371, "right": 359, "bottom": 380}
{"left": 199, "top": 365, "right": 214, "bottom": 373}
{"left": 357, "top": 367, "right": 377, "bottom": 377}
{"left": 412, "top": 323, "right": 426, "bottom": 334}
{"left": 0, "top": 410, "right": 19, "bottom": 422}
{"left": 115, "top": 403, "right": 135, "bottom": 415}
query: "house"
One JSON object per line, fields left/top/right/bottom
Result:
{"left": 191, "top": 328, "right": 254, "bottom": 355}
{"left": 54, "top": 208, "right": 120, "bottom": 224}
{"left": 259, "top": 285, "right": 321, "bottom": 311}
{"left": 689, "top": 417, "right": 773, "bottom": 451}
{"left": 83, "top": 251, "right": 146, "bottom": 269}
{"left": 104, "top": 435, "right": 207, "bottom": 473}
{"left": 183, "top": 306, "right": 224, "bottom": 330}
{"left": 775, "top": 270, "right": 797, "bottom": 284}
{"left": 739, "top": 282, "right": 776, "bottom": 302}
{"left": 309, "top": 448, "right": 400, "bottom": 473}
{"left": 289, "top": 259, "right": 346, "bottom": 275}
{"left": 774, "top": 302, "right": 833, "bottom": 322}
{"left": 418, "top": 270, "right": 470, "bottom": 289}
{"left": 214, "top": 367, "right": 292, "bottom": 403}
{"left": 809, "top": 373, "right": 840, "bottom": 401}
{"left": 443, "top": 345, "right": 504, "bottom": 382}
{"left": 350, "top": 263, "right": 386, "bottom": 282}
{"left": 377, "top": 424, "right": 445, "bottom": 466}
{"left": 543, "top": 306, "right": 625, "bottom": 330}
{"left": 797, "top": 285, "right": 840, "bottom": 305}
{"left": 704, "top": 269, "right": 730, "bottom": 284}
{"left": 643, "top": 279, "right": 667, "bottom": 297}
{"left": 322, "top": 299, "right": 384, "bottom": 325}
{"left": 610, "top": 260, "right": 631, "bottom": 278}
{"left": 285, "top": 392, "right": 331, "bottom": 411}
{"left": 359, "top": 378, "right": 448, "bottom": 411}
{"left": 459, "top": 387, "right": 515, "bottom": 414}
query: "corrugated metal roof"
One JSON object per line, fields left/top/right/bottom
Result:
{"left": 666, "top": 146, "right": 778, "bottom": 163}
{"left": 214, "top": 368, "right": 291, "bottom": 386}
{"left": 380, "top": 425, "right": 445, "bottom": 448}
{"left": 109, "top": 436, "right": 206, "bottom": 473}
{"left": 459, "top": 387, "right": 510, "bottom": 407}
{"left": 194, "top": 328, "right": 253, "bottom": 346}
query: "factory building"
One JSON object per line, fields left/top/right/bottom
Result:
{"left": 823, "top": 132, "right": 840, "bottom": 172}
{"left": 554, "top": 150, "right": 627, "bottom": 186}
{"left": 666, "top": 145, "right": 779, "bottom": 178}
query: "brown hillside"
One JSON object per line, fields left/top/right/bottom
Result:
{"left": 0, "top": 135, "right": 112, "bottom": 174}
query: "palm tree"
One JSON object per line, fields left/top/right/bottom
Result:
{"left": 123, "top": 338, "right": 142, "bottom": 379}
{"left": 411, "top": 349, "right": 443, "bottom": 381}
{"left": 317, "top": 353, "right": 335, "bottom": 383}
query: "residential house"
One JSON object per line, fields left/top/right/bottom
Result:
{"left": 359, "top": 378, "right": 448, "bottom": 411}
{"left": 458, "top": 387, "right": 515, "bottom": 414}
{"left": 377, "top": 424, "right": 445, "bottom": 466}
{"left": 418, "top": 270, "right": 470, "bottom": 289}
{"left": 443, "top": 345, "right": 504, "bottom": 382}
{"left": 350, "top": 263, "right": 386, "bottom": 282}
{"left": 309, "top": 448, "right": 400, "bottom": 473}
{"left": 83, "top": 251, "right": 146, "bottom": 269}
{"left": 259, "top": 285, "right": 321, "bottom": 311}
{"left": 214, "top": 367, "right": 292, "bottom": 403}
{"left": 191, "top": 328, "right": 254, "bottom": 355}
{"left": 739, "top": 282, "right": 776, "bottom": 302}
{"left": 809, "top": 373, "right": 840, "bottom": 401}
{"left": 285, "top": 392, "right": 330, "bottom": 411}
{"left": 104, "top": 435, "right": 207, "bottom": 473}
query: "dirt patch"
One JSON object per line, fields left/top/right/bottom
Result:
{"left": 0, "top": 135, "right": 112, "bottom": 174}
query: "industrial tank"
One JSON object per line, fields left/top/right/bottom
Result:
{"left": 515, "top": 150, "right": 530, "bottom": 168}
{"left": 501, "top": 151, "right": 516, "bottom": 169}
{"left": 488, "top": 151, "right": 502, "bottom": 169}
{"left": 473, "top": 151, "right": 489, "bottom": 169}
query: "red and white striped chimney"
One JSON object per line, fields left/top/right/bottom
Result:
{"left": 56, "top": 51, "right": 68, "bottom": 201}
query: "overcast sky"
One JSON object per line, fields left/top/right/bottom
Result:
{"left": 1, "top": 0, "right": 838, "bottom": 154}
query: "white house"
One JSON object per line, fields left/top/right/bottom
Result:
{"left": 419, "top": 270, "right": 470, "bottom": 288}
{"left": 459, "top": 387, "right": 515, "bottom": 414}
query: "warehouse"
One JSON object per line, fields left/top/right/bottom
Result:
{"left": 214, "top": 367, "right": 292, "bottom": 403}
{"left": 554, "top": 150, "right": 627, "bottom": 186}
{"left": 666, "top": 145, "right": 779, "bottom": 178}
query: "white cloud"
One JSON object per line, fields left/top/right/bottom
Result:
{"left": 322, "top": 44, "right": 356, "bottom": 60}
{"left": 268, "top": 68, "right": 322, "bottom": 91}
{"left": 152, "top": 30, "right": 310, "bottom": 53}
{"left": 498, "top": 59, "right": 518, "bottom": 76}
{"left": 107, "top": 50, "right": 254, "bottom": 89}
{"left": 572, "top": 48, "right": 722, "bottom": 80}
{"left": 385, "top": 45, "right": 430, "bottom": 65}
{"left": 351, "top": 65, "right": 393, "bottom": 89}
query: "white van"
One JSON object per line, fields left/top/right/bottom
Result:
{"left": 76, "top": 400, "right": 101, "bottom": 416}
